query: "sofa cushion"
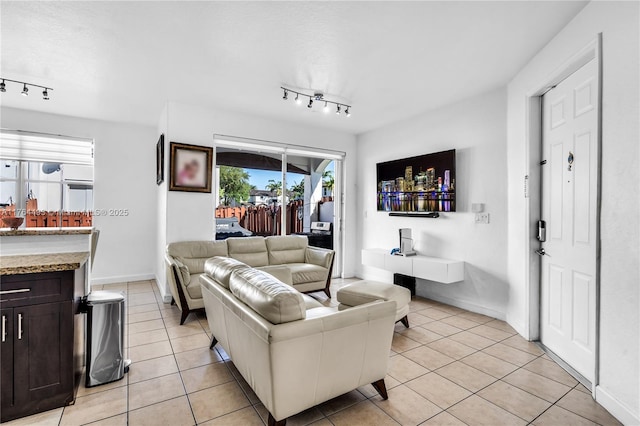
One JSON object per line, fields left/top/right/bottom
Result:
{"left": 265, "top": 235, "right": 307, "bottom": 265}
{"left": 186, "top": 273, "right": 204, "bottom": 299}
{"left": 168, "top": 240, "right": 228, "bottom": 274}
{"left": 287, "top": 263, "right": 329, "bottom": 285}
{"left": 205, "top": 257, "right": 249, "bottom": 289}
{"left": 257, "top": 265, "right": 293, "bottom": 286}
{"left": 337, "top": 280, "right": 411, "bottom": 308}
{"left": 229, "top": 268, "right": 306, "bottom": 324}
{"left": 226, "top": 237, "right": 269, "bottom": 267}
{"left": 173, "top": 257, "right": 191, "bottom": 285}
{"left": 301, "top": 293, "right": 324, "bottom": 310}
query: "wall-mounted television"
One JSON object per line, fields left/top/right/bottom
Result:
{"left": 377, "top": 149, "right": 456, "bottom": 213}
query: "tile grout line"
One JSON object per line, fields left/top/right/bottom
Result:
{"left": 50, "top": 282, "right": 614, "bottom": 426}
{"left": 392, "top": 308, "right": 559, "bottom": 425}
{"left": 154, "top": 296, "right": 197, "bottom": 426}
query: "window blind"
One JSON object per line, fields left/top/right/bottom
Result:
{"left": 0, "top": 130, "right": 94, "bottom": 165}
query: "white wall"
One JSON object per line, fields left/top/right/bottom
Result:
{"left": 506, "top": 2, "right": 639, "bottom": 423}
{"left": 156, "top": 105, "right": 169, "bottom": 284}
{"left": 0, "top": 107, "right": 158, "bottom": 284}
{"left": 155, "top": 102, "right": 357, "bottom": 300}
{"left": 357, "top": 88, "right": 508, "bottom": 319}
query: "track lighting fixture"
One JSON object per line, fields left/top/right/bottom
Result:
{"left": 0, "top": 78, "right": 52, "bottom": 100}
{"left": 281, "top": 86, "right": 351, "bottom": 118}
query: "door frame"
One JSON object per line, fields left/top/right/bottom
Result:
{"left": 523, "top": 35, "right": 602, "bottom": 393}
{"left": 212, "top": 134, "right": 347, "bottom": 277}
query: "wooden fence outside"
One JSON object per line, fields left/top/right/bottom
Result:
{"left": 216, "top": 200, "right": 304, "bottom": 236}
{"left": 1, "top": 201, "right": 92, "bottom": 228}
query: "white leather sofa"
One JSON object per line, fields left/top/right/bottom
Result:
{"left": 200, "top": 257, "right": 397, "bottom": 426}
{"left": 165, "top": 236, "right": 334, "bottom": 324}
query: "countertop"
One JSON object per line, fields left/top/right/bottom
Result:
{"left": 0, "top": 228, "right": 93, "bottom": 237}
{"left": 0, "top": 252, "right": 90, "bottom": 275}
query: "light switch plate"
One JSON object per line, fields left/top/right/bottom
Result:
{"left": 475, "top": 213, "right": 490, "bottom": 224}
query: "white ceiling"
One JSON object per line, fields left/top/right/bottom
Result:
{"left": 0, "top": 1, "right": 587, "bottom": 135}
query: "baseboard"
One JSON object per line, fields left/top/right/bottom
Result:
{"left": 595, "top": 385, "right": 639, "bottom": 426}
{"left": 414, "top": 289, "right": 506, "bottom": 321}
{"left": 91, "top": 273, "right": 156, "bottom": 286}
{"left": 505, "top": 313, "right": 528, "bottom": 340}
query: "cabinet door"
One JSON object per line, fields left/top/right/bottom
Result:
{"left": 13, "top": 301, "right": 74, "bottom": 411}
{"left": 1, "top": 308, "right": 14, "bottom": 413}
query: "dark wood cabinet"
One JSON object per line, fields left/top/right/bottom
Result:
{"left": 1, "top": 271, "right": 77, "bottom": 422}
{"left": 1, "top": 307, "right": 15, "bottom": 411}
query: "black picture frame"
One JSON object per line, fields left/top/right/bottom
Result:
{"left": 169, "top": 142, "right": 213, "bottom": 193}
{"left": 156, "top": 134, "right": 165, "bottom": 185}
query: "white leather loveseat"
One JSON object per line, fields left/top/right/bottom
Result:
{"left": 200, "top": 256, "right": 396, "bottom": 426}
{"left": 165, "top": 236, "right": 334, "bottom": 324}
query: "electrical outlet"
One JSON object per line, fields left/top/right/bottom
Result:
{"left": 475, "top": 213, "right": 490, "bottom": 224}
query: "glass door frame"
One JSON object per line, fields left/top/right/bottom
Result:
{"left": 213, "top": 134, "right": 346, "bottom": 277}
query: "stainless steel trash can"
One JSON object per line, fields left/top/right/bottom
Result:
{"left": 85, "top": 291, "right": 130, "bottom": 387}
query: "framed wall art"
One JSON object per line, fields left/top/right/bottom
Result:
{"left": 156, "top": 134, "right": 164, "bottom": 185}
{"left": 169, "top": 142, "right": 213, "bottom": 193}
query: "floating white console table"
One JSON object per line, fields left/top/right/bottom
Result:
{"left": 361, "top": 248, "right": 464, "bottom": 284}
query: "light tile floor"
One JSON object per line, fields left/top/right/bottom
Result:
{"left": 6, "top": 279, "right": 621, "bottom": 426}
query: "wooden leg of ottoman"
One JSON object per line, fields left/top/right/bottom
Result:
{"left": 268, "top": 413, "right": 286, "bottom": 426}
{"left": 399, "top": 315, "right": 410, "bottom": 328}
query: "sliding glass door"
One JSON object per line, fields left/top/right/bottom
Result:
{"left": 213, "top": 135, "right": 344, "bottom": 276}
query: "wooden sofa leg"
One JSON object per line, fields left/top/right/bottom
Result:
{"left": 268, "top": 413, "right": 286, "bottom": 426}
{"left": 323, "top": 286, "right": 331, "bottom": 298}
{"left": 170, "top": 297, "right": 175, "bottom": 306}
{"left": 171, "top": 265, "right": 193, "bottom": 326}
{"left": 323, "top": 256, "right": 335, "bottom": 299}
{"left": 399, "top": 315, "right": 410, "bottom": 328}
{"left": 209, "top": 336, "right": 218, "bottom": 350}
{"left": 371, "top": 379, "right": 388, "bottom": 400}
{"left": 179, "top": 308, "right": 190, "bottom": 325}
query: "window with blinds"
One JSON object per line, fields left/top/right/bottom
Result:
{"left": 0, "top": 130, "right": 94, "bottom": 228}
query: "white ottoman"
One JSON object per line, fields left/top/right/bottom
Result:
{"left": 337, "top": 280, "right": 411, "bottom": 328}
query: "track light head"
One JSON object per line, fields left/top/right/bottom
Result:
{"left": 0, "top": 78, "right": 53, "bottom": 100}
{"left": 281, "top": 86, "right": 350, "bottom": 118}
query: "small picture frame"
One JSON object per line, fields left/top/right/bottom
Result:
{"left": 156, "top": 134, "right": 164, "bottom": 185}
{"left": 169, "top": 142, "right": 213, "bottom": 193}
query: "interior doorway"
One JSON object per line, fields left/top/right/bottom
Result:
{"left": 525, "top": 36, "right": 602, "bottom": 393}
{"left": 539, "top": 58, "right": 599, "bottom": 384}
{"left": 212, "top": 135, "right": 345, "bottom": 277}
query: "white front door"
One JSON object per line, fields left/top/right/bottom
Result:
{"left": 540, "top": 58, "right": 598, "bottom": 382}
